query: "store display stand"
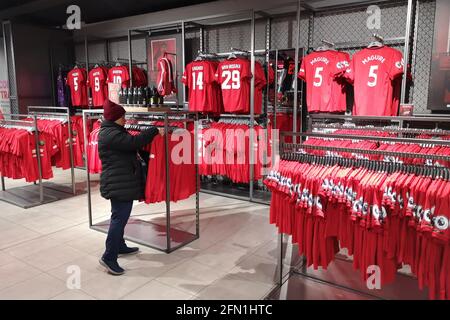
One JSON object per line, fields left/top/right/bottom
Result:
{"left": 82, "top": 109, "right": 200, "bottom": 253}
{"left": 28, "top": 106, "right": 87, "bottom": 197}
{"left": 270, "top": 127, "right": 450, "bottom": 299}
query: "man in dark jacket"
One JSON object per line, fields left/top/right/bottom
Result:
{"left": 98, "top": 99, "right": 162, "bottom": 275}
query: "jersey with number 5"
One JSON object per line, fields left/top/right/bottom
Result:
{"left": 298, "top": 50, "right": 349, "bottom": 113}
{"left": 215, "top": 58, "right": 252, "bottom": 113}
{"left": 344, "top": 46, "right": 403, "bottom": 116}
{"left": 66, "top": 67, "right": 88, "bottom": 107}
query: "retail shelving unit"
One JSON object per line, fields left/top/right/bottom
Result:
{"left": 82, "top": 109, "right": 200, "bottom": 253}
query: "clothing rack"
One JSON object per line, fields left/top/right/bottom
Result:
{"left": 0, "top": 114, "right": 60, "bottom": 208}
{"left": 82, "top": 109, "right": 200, "bottom": 253}
{"left": 28, "top": 106, "right": 86, "bottom": 197}
{"left": 274, "top": 130, "right": 450, "bottom": 296}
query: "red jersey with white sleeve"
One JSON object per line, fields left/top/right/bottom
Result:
{"left": 107, "top": 66, "right": 131, "bottom": 88}
{"left": 298, "top": 50, "right": 349, "bottom": 113}
{"left": 344, "top": 46, "right": 404, "bottom": 116}
{"left": 157, "top": 56, "right": 177, "bottom": 96}
{"left": 182, "top": 60, "right": 220, "bottom": 113}
{"left": 66, "top": 67, "right": 88, "bottom": 107}
{"left": 88, "top": 67, "right": 108, "bottom": 107}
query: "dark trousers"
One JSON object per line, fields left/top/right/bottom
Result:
{"left": 102, "top": 199, "right": 133, "bottom": 261}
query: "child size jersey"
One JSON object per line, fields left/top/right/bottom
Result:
{"left": 66, "top": 67, "right": 88, "bottom": 107}
{"left": 157, "top": 56, "right": 177, "bottom": 96}
{"left": 298, "top": 50, "right": 349, "bottom": 113}
{"left": 344, "top": 46, "right": 403, "bottom": 116}
{"left": 182, "top": 60, "right": 220, "bottom": 113}
{"left": 88, "top": 67, "right": 108, "bottom": 107}
{"left": 107, "top": 66, "right": 131, "bottom": 88}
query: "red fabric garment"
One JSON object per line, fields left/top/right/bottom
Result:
{"left": 88, "top": 67, "right": 109, "bottom": 107}
{"left": 66, "top": 67, "right": 88, "bottom": 107}
{"left": 265, "top": 159, "right": 450, "bottom": 300}
{"left": 344, "top": 46, "right": 404, "bottom": 116}
{"left": 132, "top": 67, "right": 148, "bottom": 87}
{"left": 182, "top": 60, "right": 222, "bottom": 113}
{"left": 107, "top": 66, "right": 131, "bottom": 88}
{"left": 157, "top": 55, "right": 177, "bottom": 96}
{"left": 298, "top": 50, "right": 349, "bottom": 113}
{"left": 144, "top": 130, "right": 196, "bottom": 203}
{"left": 87, "top": 128, "right": 102, "bottom": 174}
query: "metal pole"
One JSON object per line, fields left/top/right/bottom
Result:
{"left": 67, "top": 108, "right": 76, "bottom": 194}
{"left": 182, "top": 21, "right": 187, "bottom": 108}
{"left": 83, "top": 110, "right": 93, "bottom": 227}
{"left": 1, "top": 175, "right": 5, "bottom": 191}
{"left": 194, "top": 113, "right": 200, "bottom": 238}
{"left": 33, "top": 115, "right": 44, "bottom": 203}
{"left": 401, "top": 0, "right": 413, "bottom": 104}
{"left": 164, "top": 114, "right": 171, "bottom": 252}
{"left": 278, "top": 233, "right": 284, "bottom": 286}
{"left": 85, "top": 36, "right": 90, "bottom": 109}
{"left": 249, "top": 10, "right": 255, "bottom": 201}
{"left": 293, "top": 0, "right": 301, "bottom": 142}
{"left": 128, "top": 29, "right": 133, "bottom": 88}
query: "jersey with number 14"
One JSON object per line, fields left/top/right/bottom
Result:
{"left": 182, "top": 60, "right": 222, "bottom": 113}
{"left": 344, "top": 46, "right": 403, "bottom": 116}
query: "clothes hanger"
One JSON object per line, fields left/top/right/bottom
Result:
{"left": 368, "top": 33, "right": 384, "bottom": 48}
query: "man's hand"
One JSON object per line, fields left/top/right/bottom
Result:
{"left": 158, "top": 128, "right": 165, "bottom": 136}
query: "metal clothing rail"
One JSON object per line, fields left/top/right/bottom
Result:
{"left": 311, "top": 123, "right": 450, "bottom": 136}
{"left": 0, "top": 114, "right": 60, "bottom": 208}
{"left": 27, "top": 106, "right": 84, "bottom": 196}
{"left": 82, "top": 109, "right": 200, "bottom": 253}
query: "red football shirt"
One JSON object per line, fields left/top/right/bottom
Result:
{"left": 107, "top": 66, "right": 131, "bottom": 88}
{"left": 215, "top": 58, "right": 252, "bottom": 113}
{"left": 182, "top": 60, "right": 219, "bottom": 112}
{"left": 344, "top": 46, "right": 403, "bottom": 116}
{"left": 298, "top": 50, "right": 349, "bottom": 113}
{"left": 66, "top": 67, "right": 88, "bottom": 107}
{"left": 88, "top": 67, "right": 108, "bottom": 107}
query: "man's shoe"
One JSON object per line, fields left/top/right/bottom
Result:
{"left": 99, "top": 258, "right": 125, "bottom": 275}
{"left": 118, "top": 246, "right": 139, "bottom": 255}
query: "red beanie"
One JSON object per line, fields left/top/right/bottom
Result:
{"left": 103, "top": 99, "right": 126, "bottom": 122}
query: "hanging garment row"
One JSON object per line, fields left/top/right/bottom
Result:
{"left": 198, "top": 121, "right": 268, "bottom": 183}
{"left": 65, "top": 64, "right": 148, "bottom": 108}
{"left": 300, "top": 130, "right": 450, "bottom": 168}
{"left": 265, "top": 158, "right": 450, "bottom": 300}
{"left": 297, "top": 39, "right": 413, "bottom": 116}
{"left": 183, "top": 54, "right": 270, "bottom": 114}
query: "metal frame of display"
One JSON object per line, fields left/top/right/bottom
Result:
{"left": 0, "top": 109, "right": 84, "bottom": 208}
{"left": 82, "top": 109, "right": 200, "bottom": 253}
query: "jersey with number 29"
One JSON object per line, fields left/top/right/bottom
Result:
{"left": 344, "top": 46, "right": 403, "bottom": 116}
{"left": 215, "top": 58, "right": 252, "bottom": 113}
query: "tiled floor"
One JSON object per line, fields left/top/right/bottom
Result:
{"left": 0, "top": 169, "right": 280, "bottom": 300}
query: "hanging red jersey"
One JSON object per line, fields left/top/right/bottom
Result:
{"left": 88, "top": 67, "right": 108, "bottom": 107}
{"left": 157, "top": 55, "right": 177, "bottom": 96}
{"left": 182, "top": 60, "right": 221, "bottom": 113}
{"left": 107, "top": 66, "right": 131, "bottom": 88}
{"left": 344, "top": 46, "right": 404, "bottom": 116}
{"left": 298, "top": 50, "right": 349, "bottom": 113}
{"left": 66, "top": 67, "right": 88, "bottom": 107}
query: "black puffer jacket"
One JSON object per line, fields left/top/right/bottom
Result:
{"left": 98, "top": 121, "right": 158, "bottom": 201}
